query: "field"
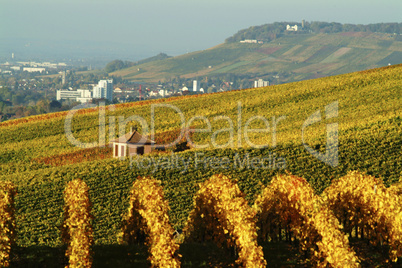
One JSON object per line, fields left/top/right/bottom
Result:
{"left": 0, "top": 65, "right": 401, "bottom": 267}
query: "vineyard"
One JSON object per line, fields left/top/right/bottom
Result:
{"left": 1, "top": 173, "right": 402, "bottom": 267}
{"left": 0, "top": 65, "right": 401, "bottom": 266}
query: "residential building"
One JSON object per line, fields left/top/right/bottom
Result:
{"left": 193, "top": 80, "right": 198, "bottom": 92}
{"left": 61, "top": 71, "right": 66, "bottom": 84}
{"left": 57, "top": 90, "right": 81, "bottom": 101}
{"left": 23, "top": 67, "right": 46, "bottom": 73}
{"left": 159, "top": 89, "right": 167, "bottom": 97}
{"left": 76, "top": 97, "right": 92, "bottom": 103}
{"left": 57, "top": 89, "right": 92, "bottom": 103}
{"left": 149, "top": 91, "right": 159, "bottom": 97}
{"left": 254, "top": 79, "right": 269, "bottom": 88}
{"left": 93, "top": 79, "right": 113, "bottom": 101}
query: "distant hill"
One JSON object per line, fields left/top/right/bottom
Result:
{"left": 110, "top": 22, "right": 402, "bottom": 84}
{"left": 225, "top": 22, "right": 402, "bottom": 43}
{"left": 105, "top": 53, "right": 171, "bottom": 73}
{"left": 136, "top": 52, "right": 171, "bottom": 65}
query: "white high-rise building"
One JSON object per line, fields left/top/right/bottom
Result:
{"left": 61, "top": 71, "right": 66, "bottom": 84}
{"left": 93, "top": 79, "right": 113, "bottom": 101}
{"left": 254, "top": 79, "right": 269, "bottom": 88}
{"left": 193, "top": 80, "right": 198, "bottom": 92}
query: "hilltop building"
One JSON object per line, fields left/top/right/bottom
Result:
{"left": 93, "top": 79, "right": 113, "bottom": 101}
{"left": 254, "top": 79, "right": 269, "bottom": 88}
{"left": 240, "top": 39, "right": 264, "bottom": 44}
{"left": 286, "top": 25, "right": 298, "bottom": 31}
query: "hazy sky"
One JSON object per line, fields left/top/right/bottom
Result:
{"left": 1, "top": 0, "right": 401, "bottom": 61}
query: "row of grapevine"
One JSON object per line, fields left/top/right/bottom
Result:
{"left": 389, "top": 179, "right": 402, "bottom": 197}
{"left": 152, "top": 126, "right": 196, "bottom": 148}
{"left": 0, "top": 181, "right": 17, "bottom": 267}
{"left": 119, "top": 177, "right": 181, "bottom": 267}
{"left": 2, "top": 171, "right": 402, "bottom": 266}
{"left": 0, "top": 103, "right": 101, "bottom": 128}
{"left": 184, "top": 174, "right": 267, "bottom": 267}
{"left": 254, "top": 174, "right": 359, "bottom": 267}
{"left": 62, "top": 179, "right": 94, "bottom": 268}
{"left": 323, "top": 171, "right": 402, "bottom": 262}
{"left": 33, "top": 146, "right": 112, "bottom": 167}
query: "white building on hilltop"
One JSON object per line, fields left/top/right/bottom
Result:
{"left": 240, "top": 39, "right": 264, "bottom": 44}
{"left": 93, "top": 79, "right": 113, "bottom": 101}
{"left": 286, "top": 25, "right": 298, "bottom": 31}
{"left": 254, "top": 79, "right": 269, "bottom": 88}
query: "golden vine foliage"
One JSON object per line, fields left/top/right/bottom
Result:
{"left": 388, "top": 177, "right": 402, "bottom": 205}
{"left": 0, "top": 181, "right": 17, "bottom": 267}
{"left": 62, "top": 179, "right": 93, "bottom": 268}
{"left": 184, "top": 174, "right": 267, "bottom": 268}
{"left": 120, "top": 177, "right": 181, "bottom": 267}
{"left": 254, "top": 174, "right": 359, "bottom": 267}
{"left": 322, "top": 171, "right": 402, "bottom": 262}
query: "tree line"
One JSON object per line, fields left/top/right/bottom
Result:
{"left": 226, "top": 22, "right": 402, "bottom": 43}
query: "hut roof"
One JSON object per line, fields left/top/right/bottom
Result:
{"left": 110, "top": 130, "right": 155, "bottom": 145}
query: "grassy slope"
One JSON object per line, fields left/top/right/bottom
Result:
{"left": 0, "top": 66, "right": 401, "bottom": 266}
{"left": 111, "top": 32, "right": 402, "bottom": 83}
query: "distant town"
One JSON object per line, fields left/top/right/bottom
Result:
{"left": 0, "top": 57, "right": 271, "bottom": 122}
{"left": 56, "top": 78, "right": 269, "bottom": 104}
